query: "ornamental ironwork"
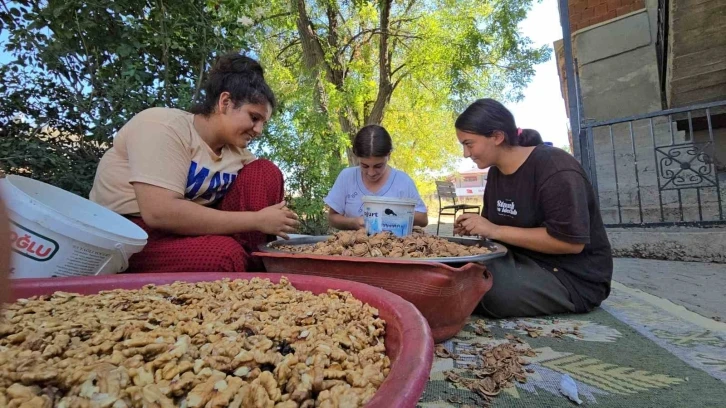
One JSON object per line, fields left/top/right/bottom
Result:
{"left": 655, "top": 142, "right": 717, "bottom": 190}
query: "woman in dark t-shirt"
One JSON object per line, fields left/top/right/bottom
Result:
{"left": 453, "top": 99, "right": 613, "bottom": 318}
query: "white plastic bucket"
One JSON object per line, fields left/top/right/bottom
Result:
{"left": 362, "top": 196, "right": 417, "bottom": 237}
{"left": 0, "top": 175, "right": 148, "bottom": 279}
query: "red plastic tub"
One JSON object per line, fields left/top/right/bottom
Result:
{"left": 9, "top": 273, "right": 433, "bottom": 408}
{"left": 252, "top": 253, "right": 494, "bottom": 343}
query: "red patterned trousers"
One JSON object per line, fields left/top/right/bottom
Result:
{"left": 127, "top": 159, "right": 283, "bottom": 273}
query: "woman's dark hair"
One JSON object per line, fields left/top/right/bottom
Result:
{"left": 190, "top": 53, "right": 276, "bottom": 115}
{"left": 352, "top": 125, "right": 393, "bottom": 158}
{"left": 454, "top": 98, "right": 543, "bottom": 147}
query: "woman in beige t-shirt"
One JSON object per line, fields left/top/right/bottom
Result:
{"left": 90, "top": 53, "right": 299, "bottom": 272}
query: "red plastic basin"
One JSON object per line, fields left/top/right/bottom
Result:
{"left": 252, "top": 253, "right": 493, "bottom": 343}
{"left": 9, "top": 273, "right": 433, "bottom": 408}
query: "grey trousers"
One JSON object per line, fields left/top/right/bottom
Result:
{"left": 477, "top": 249, "right": 577, "bottom": 319}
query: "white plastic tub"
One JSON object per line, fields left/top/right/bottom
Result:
{"left": 362, "top": 196, "right": 417, "bottom": 237}
{"left": 0, "top": 175, "right": 147, "bottom": 278}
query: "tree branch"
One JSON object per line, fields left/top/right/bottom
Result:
{"left": 337, "top": 9, "right": 353, "bottom": 39}
{"left": 254, "top": 11, "right": 293, "bottom": 26}
{"left": 191, "top": 6, "right": 209, "bottom": 104}
{"left": 392, "top": 72, "right": 409, "bottom": 91}
{"left": 73, "top": 13, "right": 98, "bottom": 120}
{"left": 390, "top": 15, "right": 422, "bottom": 25}
{"left": 157, "top": 0, "right": 171, "bottom": 106}
{"left": 389, "top": 0, "right": 417, "bottom": 62}
{"left": 265, "top": 31, "right": 296, "bottom": 41}
{"left": 340, "top": 28, "right": 378, "bottom": 53}
{"left": 340, "top": 29, "right": 417, "bottom": 54}
{"left": 0, "top": 0, "right": 22, "bottom": 29}
{"left": 191, "top": 55, "right": 206, "bottom": 103}
{"left": 275, "top": 39, "right": 301, "bottom": 60}
{"left": 391, "top": 62, "right": 406, "bottom": 77}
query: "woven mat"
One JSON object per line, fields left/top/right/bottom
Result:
{"left": 419, "top": 283, "right": 726, "bottom": 407}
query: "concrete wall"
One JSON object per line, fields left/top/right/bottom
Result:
{"left": 574, "top": 9, "right": 661, "bottom": 122}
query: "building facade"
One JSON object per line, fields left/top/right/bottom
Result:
{"left": 556, "top": 0, "right": 726, "bottom": 226}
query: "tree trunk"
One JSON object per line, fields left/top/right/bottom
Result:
{"left": 293, "top": 0, "right": 327, "bottom": 74}
{"left": 293, "top": 0, "right": 337, "bottom": 160}
{"left": 365, "top": 0, "right": 393, "bottom": 127}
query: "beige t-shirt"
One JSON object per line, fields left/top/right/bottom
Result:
{"left": 90, "top": 108, "right": 256, "bottom": 215}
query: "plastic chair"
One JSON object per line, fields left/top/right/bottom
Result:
{"left": 435, "top": 181, "right": 481, "bottom": 235}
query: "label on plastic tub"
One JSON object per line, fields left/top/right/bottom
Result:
{"left": 8, "top": 220, "right": 115, "bottom": 279}
{"left": 379, "top": 216, "right": 412, "bottom": 237}
{"left": 362, "top": 197, "right": 416, "bottom": 237}
{"left": 9, "top": 221, "right": 59, "bottom": 262}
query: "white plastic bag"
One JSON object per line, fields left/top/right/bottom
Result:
{"left": 560, "top": 374, "right": 583, "bottom": 405}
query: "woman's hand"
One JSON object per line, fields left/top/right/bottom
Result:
{"left": 454, "top": 213, "right": 500, "bottom": 239}
{"left": 353, "top": 216, "right": 365, "bottom": 230}
{"left": 256, "top": 201, "right": 300, "bottom": 239}
{"left": 456, "top": 214, "right": 585, "bottom": 254}
{"left": 341, "top": 216, "right": 365, "bottom": 230}
{"left": 327, "top": 208, "right": 365, "bottom": 231}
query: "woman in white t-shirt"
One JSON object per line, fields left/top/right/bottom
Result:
{"left": 324, "top": 125, "right": 428, "bottom": 230}
{"left": 90, "top": 53, "right": 299, "bottom": 272}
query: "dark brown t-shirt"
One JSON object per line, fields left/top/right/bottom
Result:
{"left": 483, "top": 144, "right": 613, "bottom": 312}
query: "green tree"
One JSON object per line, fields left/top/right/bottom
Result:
{"left": 245, "top": 0, "right": 549, "bottom": 230}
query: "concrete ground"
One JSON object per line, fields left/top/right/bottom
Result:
{"left": 612, "top": 258, "right": 726, "bottom": 322}
{"left": 426, "top": 216, "right": 455, "bottom": 236}
{"left": 426, "top": 218, "right": 726, "bottom": 322}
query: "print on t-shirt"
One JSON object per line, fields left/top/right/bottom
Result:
{"left": 496, "top": 199, "right": 518, "bottom": 218}
{"left": 186, "top": 161, "right": 237, "bottom": 202}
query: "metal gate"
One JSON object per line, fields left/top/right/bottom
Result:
{"left": 579, "top": 100, "right": 726, "bottom": 227}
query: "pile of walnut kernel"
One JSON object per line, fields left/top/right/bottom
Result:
{"left": 276, "top": 228, "right": 491, "bottom": 259}
{"left": 0, "top": 277, "right": 389, "bottom": 408}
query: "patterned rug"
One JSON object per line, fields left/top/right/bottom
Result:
{"left": 419, "top": 282, "right": 726, "bottom": 407}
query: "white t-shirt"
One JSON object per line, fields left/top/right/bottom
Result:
{"left": 324, "top": 167, "right": 427, "bottom": 216}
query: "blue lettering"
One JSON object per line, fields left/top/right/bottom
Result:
{"left": 218, "top": 173, "right": 236, "bottom": 195}
{"left": 187, "top": 163, "right": 238, "bottom": 202}
{"left": 201, "top": 172, "right": 222, "bottom": 200}
{"left": 383, "top": 223, "right": 405, "bottom": 228}
{"left": 186, "top": 161, "right": 209, "bottom": 198}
